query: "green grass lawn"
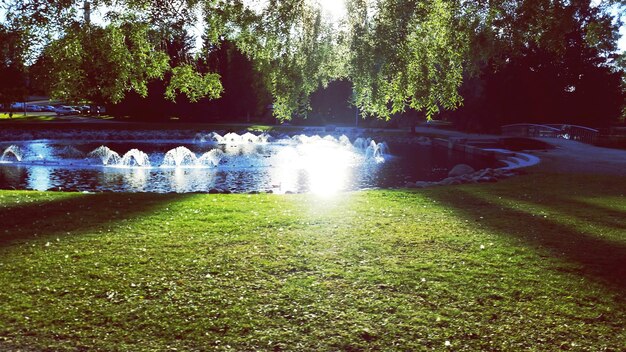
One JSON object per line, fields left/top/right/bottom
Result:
{"left": 0, "top": 173, "right": 624, "bottom": 351}
{"left": 0, "top": 113, "right": 56, "bottom": 121}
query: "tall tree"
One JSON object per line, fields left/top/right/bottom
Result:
{"left": 0, "top": 23, "right": 28, "bottom": 108}
{"left": 206, "top": 0, "right": 343, "bottom": 120}
{"left": 40, "top": 20, "right": 170, "bottom": 104}
{"left": 442, "top": 0, "right": 625, "bottom": 129}
{"left": 6, "top": 0, "right": 222, "bottom": 105}
{"left": 346, "top": 0, "right": 470, "bottom": 119}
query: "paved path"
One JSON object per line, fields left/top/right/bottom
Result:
{"left": 524, "top": 138, "right": 626, "bottom": 176}
{"left": 410, "top": 126, "right": 626, "bottom": 176}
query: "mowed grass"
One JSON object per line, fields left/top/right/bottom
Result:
{"left": 0, "top": 113, "right": 56, "bottom": 121}
{"left": 0, "top": 173, "right": 624, "bottom": 351}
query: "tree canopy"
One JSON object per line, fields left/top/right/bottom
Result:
{"left": 0, "top": 21, "right": 29, "bottom": 106}
{"left": 1, "top": 0, "right": 624, "bottom": 122}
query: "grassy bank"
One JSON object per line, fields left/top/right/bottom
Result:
{"left": 0, "top": 173, "right": 624, "bottom": 351}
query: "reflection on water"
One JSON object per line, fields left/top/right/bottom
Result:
{"left": 168, "top": 168, "right": 216, "bottom": 193}
{"left": 172, "top": 168, "right": 188, "bottom": 192}
{"left": 0, "top": 164, "right": 25, "bottom": 186}
{"left": 0, "top": 134, "right": 496, "bottom": 194}
{"left": 27, "top": 166, "right": 51, "bottom": 191}
{"left": 99, "top": 168, "right": 150, "bottom": 192}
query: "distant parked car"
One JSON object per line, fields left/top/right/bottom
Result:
{"left": 76, "top": 105, "right": 91, "bottom": 114}
{"left": 42, "top": 105, "right": 56, "bottom": 112}
{"left": 10, "top": 102, "right": 25, "bottom": 111}
{"left": 26, "top": 105, "right": 45, "bottom": 112}
{"left": 55, "top": 106, "right": 80, "bottom": 116}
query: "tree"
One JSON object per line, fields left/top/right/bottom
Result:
{"left": 210, "top": 0, "right": 343, "bottom": 120}
{"left": 2, "top": 0, "right": 475, "bottom": 120}
{"left": 4, "top": 0, "right": 623, "bottom": 123}
{"left": 345, "top": 0, "right": 471, "bottom": 120}
{"left": 7, "top": 0, "right": 222, "bottom": 106}
{"left": 442, "top": 0, "right": 625, "bottom": 130}
{"left": 41, "top": 21, "right": 168, "bottom": 104}
{"left": 0, "top": 23, "right": 28, "bottom": 109}
{"left": 204, "top": 40, "right": 272, "bottom": 120}
{"left": 39, "top": 19, "right": 223, "bottom": 106}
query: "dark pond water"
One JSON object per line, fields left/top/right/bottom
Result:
{"left": 0, "top": 133, "right": 497, "bottom": 194}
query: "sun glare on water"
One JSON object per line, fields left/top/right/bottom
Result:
{"left": 272, "top": 140, "right": 355, "bottom": 196}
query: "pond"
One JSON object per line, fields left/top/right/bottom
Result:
{"left": 0, "top": 131, "right": 498, "bottom": 194}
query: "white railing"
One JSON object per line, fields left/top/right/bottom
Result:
{"left": 501, "top": 124, "right": 599, "bottom": 144}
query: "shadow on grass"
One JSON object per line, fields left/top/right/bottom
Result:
{"left": 0, "top": 192, "right": 190, "bottom": 247}
{"left": 423, "top": 183, "right": 626, "bottom": 291}
{"left": 535, "top": 197, "right": 626, "bottom": 231}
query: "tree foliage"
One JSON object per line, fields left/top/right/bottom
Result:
{"left": 346, "top": 0, "right": 471, "bottom": 119}
{"left": 41, "top": 21, "right": 170, "bottom": 103}
{"left": 205, "top": 0, "right": 343, "bottom": 119}
{"left": 2, "top": 0, "right": 623, "bottom": 122}
{"left": 0, "top": 22, "right": 29, "bottom": 106}
{"left": 165, "top": 64, "right": 222, "bottom": 102}
{"left": 443, "top": 0, "right": 625, "bottom": 129}
{"left": 4, "top": 0, "right": 221, "bottom": 105}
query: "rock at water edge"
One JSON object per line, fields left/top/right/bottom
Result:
{"left": 448, "top": 164, "right": 475, "bottom": 177}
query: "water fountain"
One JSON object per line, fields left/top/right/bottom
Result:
{"left": 162, "top": 146, "right": 198, "bottom": 167}
{"left": 120, "top": 149, "right": 151, "bottom": 167}
{"left": 0, "top": 145, "right": 23, "bottom": 162}
{"left": 365, "top": 140, "right": 389, "bottom": 161}
{"left": 88, "top": 146, "right": 121, "bottom": 166}
{"left": 58, "top": 146, "right": 85, "bottom": 158}
{"left": 338, "top": 135, "right": 351, "bottom": 147}
{"left": 193, "top": 133, "right": 211, "bottom": 143}
{"left": 353, "top": 137, "right": 370, "bottom": 151}
{"left": 197, "top": 149, "right": 224, "bottom": 167}
{"left": 194, "top": 131, "right": 272, "bottom": 145}
{"left": 2, "top": 133, "right": 389, "bottom": 170}
{"left": 0, "top": 130, "right": 496, "bottom": 193}
{"left": 162, "top": 146, "right": 224, "bottom": 167}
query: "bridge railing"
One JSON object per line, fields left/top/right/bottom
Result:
{"left": 500, "top": 124, "right": 562, "bottom": 138}
{"left": 501, "top": 123, "right": 599, "bottom": 144}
